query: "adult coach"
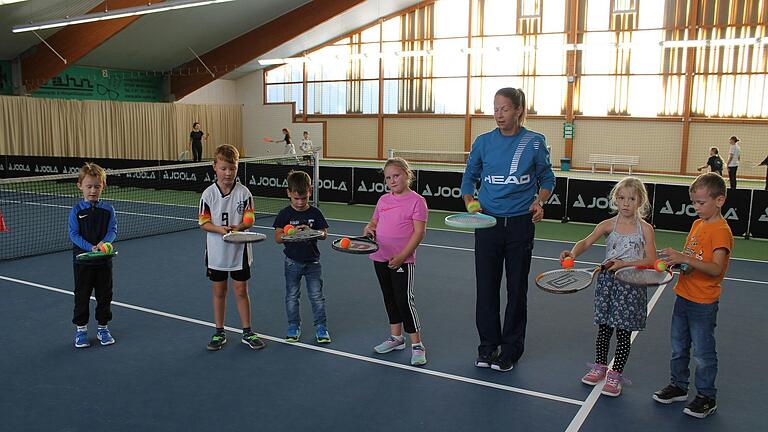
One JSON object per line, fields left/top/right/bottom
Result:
{"left": 726, "top": 135, "right": 741, "bottom": 189}
{"left": 189, "top": 122, "right": 209, "bottom": 162}
{"left": 460, "top": 87, "right": 555, "bottom": 372}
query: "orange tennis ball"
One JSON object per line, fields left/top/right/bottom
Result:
{"left": 243, "top": 214, "right": 254, "bottom": 224}
{"left": 561, "top": 257, "right": 574, "bottom": 269}
{"left": 340, "top": 237, "right": 351, "bottom": 249}
{"left": 283, "top": 224, "right": 294, "bottom": 233}
{"left": 654, "top": 259, "right": 667, "bottom": 272}
{"left": 99, "top": 242, "right": 113, "bottom": 254}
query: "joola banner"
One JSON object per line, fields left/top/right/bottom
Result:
{"left": 318, "top": 166, "right": 353, "bottom": 204}
{"left": 653, "top": 185, "right": 749, "bottom": 236}
{"left": 748, "top": 190, "right": 768, "bottom": 239}
{"left": 417, "top": 170, "right": 466, "bottom": 212}
{"left": 352, "top": 167, "right": 388, "bottom": 205}
{"left": 565, "top": 179, "right": 617, "bottom": 224}
{"left": 245, "top": 162, "right": 311, "bottom": 199}
{"left": 544, "top": 177, "right": 568, "bottom": 222}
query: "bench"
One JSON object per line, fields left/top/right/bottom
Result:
{"left": 588, "top": 154, "right": 640, "bottom": 174}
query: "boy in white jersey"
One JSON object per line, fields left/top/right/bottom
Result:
{"left": 198, "top": 144, "right": 265, "bottom": 351}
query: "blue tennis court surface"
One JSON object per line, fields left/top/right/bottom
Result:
{"left": 1, "top": 220, "right": 765, "bottom": 431}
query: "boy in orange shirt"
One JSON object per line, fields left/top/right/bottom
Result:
{"left": 652, "top": 173, "right": 733, "bottom": 419}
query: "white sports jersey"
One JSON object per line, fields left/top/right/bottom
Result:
{"left": 199, "top": 182, "right": 254, "bottom": 271}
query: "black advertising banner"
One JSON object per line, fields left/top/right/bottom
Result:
{"left": 0, "top": 155, "right": 163, "bottom": 179}
{"left": 654, "top": 184, "right": 750, "bottom": 236}
{"left": 750, "top": 190, "right": 768, "bottom": 239}
{"left": 352, "top": 167, "right": 388, "bottom": 205}
{"left": 416, "top": 170, "right": 465, "bottom": 212}
{"left": 544, "top": 177, "right": 568, "bottom": 222}
{"left": 318, "top": 166, "right": 353, "bottom": 204}
{"left": 566, "top": 179, "right": 617, "bottom": 224}
{"left": 722, "top": 189, "right": 751, "bottom": 237}
{"left": 244, "top": 162, "right": 311, "bottom": 199}
{"left": 653, "top": 184, "right": 697, "bottom": 231}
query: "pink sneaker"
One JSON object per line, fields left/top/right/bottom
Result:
{"left": 601, "top": 370, "right": 631, "bottom": 397}
{"left": 581, "top": 363, "right": 607, "bottom": 386}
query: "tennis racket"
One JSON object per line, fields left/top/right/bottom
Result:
{"left": 535, "top": 263, "right": 611, "bottom": 294}
{"left": 613, "top": 263, "right": 689, "bottom": 286}
{"left": 331, "top": 235, "right": 379, "bottom": 254}
{"left": 444, "top": 212, "right": 497, "bottom": 229}
{"left": 76, "top": 251, "right": 118, "bottom": 262}
{"left": 281, "top": 228, "right": 325, "bottom": 242}
{"left": 262, "top": 137, "right": 273, "bottom": 143}
{"left": 178, "top": 150, "right": 190, "bottom": 161}
{"left": 222, "top": 231, "right": 267, "bottom": 243}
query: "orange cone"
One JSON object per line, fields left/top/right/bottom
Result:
{"left": 0, "top": 210, "right": 7, "bottom": 233}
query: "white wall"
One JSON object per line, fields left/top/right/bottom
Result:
{"left": 235, "top": 72, "right": 324, "bottom": 158}
{"left": 176, "top": 80, "right": 238, "bottom": 104}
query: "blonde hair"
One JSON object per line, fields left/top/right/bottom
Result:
{"left": 214, "top": 144, "right": 239, "bottom": 164}
{"left": 608, "top": 177, "right": 650, "bottom": 219}
{"left": 383, "top": 157, "right": 414, "bottom": 186}
{"left": 78, "top": 162, "right": 106, "bottom": 185}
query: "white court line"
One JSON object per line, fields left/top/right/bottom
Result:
{"left": 0, "top": 275, "right": 583, "bottom": 407}
{"left": 564, "top": 280, "right": 670, "bottom": 432}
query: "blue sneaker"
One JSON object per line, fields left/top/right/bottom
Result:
{"left": 74, "top": 329, "right": 90, "bottom": 348}
{"left": 374, "top": 336, "right": 405, "bottom": 354}
{"left": 285, "top": 324, "right": 301, "bottom": 343}
{"left": 97, "top": 327, "right": 115, "bottom": 346}
{"left": 315, "top": 325, "right": 331, "bottom": 343}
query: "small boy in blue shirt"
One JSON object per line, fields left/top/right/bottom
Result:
{"left": 68, "top": 163, "right": 117, "bottom": 348}
{"left": 273, "top": 171, "right": 331, "bottom": 343}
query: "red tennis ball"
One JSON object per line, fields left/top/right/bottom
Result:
{"left": 99, "top": 242, "right": 113, "bottom": 254}
{"left": 243, "top": 214, "right": 254, "bottom": 224}
{"left": 340, "top": 237, "right": 351, "bottom": 249}
{"left": 283, "top": 224, "right": 294, "bottom": 233}
{"left": 654, "top": 259, "right": 667, "bottom": 272}
{"left": 561, "top": 257, "right": 574, "bottom": 269}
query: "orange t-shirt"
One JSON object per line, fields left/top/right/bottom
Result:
{"left": 674, "top": 218, "right": 733, "bottom": 304}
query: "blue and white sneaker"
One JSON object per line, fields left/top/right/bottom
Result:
{"left": 285, "top": 324, "right": 301, "bottom": 343}
{"left": 74, "top": 329, "right": 90, "bottom": 348}
{"left": 315, "top": 325, "right": 331, "bottom": 343}
{"left": 97, "top": 327, "right": 115, "bottom": 346}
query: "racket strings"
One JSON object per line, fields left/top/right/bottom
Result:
{"left": 615, "top": 269, "right": 671, "bottom": 285}
{"left": 537, "top": 270, "right": 593, "bottom": 291}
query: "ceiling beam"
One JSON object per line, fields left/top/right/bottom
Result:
{"left": 170, "top": 0, "right": 366, "bottom": 100}
{"left": 20, "top": 0, "right": 159, "bottom": 93}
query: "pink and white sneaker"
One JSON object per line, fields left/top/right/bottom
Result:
{"left": 581, "top": 363, "right": 608, "bottom": 386}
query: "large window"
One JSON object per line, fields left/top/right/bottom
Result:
{"left": 264, "top": 0, "right": 768, "bottom": 119}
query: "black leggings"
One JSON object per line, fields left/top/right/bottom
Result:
{"left": 373, "top": 261, "right": 420, "bottom": 334}
{"left": 595, "top": 324, "right": 632, "bottom": 373}
{"left": 192, "top": 142, "right": 203, "bottom": 162}
{"left": 728, "top": 166, "right": 738, "bottom": 189}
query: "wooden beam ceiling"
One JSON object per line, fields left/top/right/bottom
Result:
{"left": 170, "top": 0, "right": 366, "bottom": 100}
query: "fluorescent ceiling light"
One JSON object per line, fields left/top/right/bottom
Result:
{"left": 12, "top": 0, "right": 236, "bottom": 33}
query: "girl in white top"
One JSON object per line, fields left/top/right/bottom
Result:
{"left": 726, "top": 135, "right": 741, "bottom": 189}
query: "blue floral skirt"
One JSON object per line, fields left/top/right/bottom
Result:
{"left": 594, "top": 271, "right": 648, "bottom": 331}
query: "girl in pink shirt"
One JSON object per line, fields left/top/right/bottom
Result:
{"left": 363, "top": 158, "right": 429, "bottom": 366}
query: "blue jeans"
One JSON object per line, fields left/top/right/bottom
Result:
{"left": 284, "top": 257, "right": 326, "bottom": 327}
{"left": 670, "top": 295, "right": 719, "bottom": 398}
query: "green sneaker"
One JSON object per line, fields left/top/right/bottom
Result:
{"left": 242, "top": 331, "right": 266, "bottom": 350}
{"left": 207, "top": 333, "right": 227, "bottom": 351}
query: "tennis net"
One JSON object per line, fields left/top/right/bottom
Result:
{"left": 0, "top": 154, "right": 317, "bottom": 260}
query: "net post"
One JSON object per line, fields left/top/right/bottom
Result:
{"left": 312, "top": 149, "right": 320, "bottom": 207}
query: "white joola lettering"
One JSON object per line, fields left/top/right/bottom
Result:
{"left": 421, "top": 184, "right": 462, "bottom": 198}
{"left": 573, "top": 195, "right": 609, "bottom": 209}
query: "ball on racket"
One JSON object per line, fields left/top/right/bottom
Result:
{"left": 283, "top": 224, "right": 294, "bottom": 233}
{"left": 287, "top": 228, "right": 296, "bottom": 235}
{"left": 561, "top": 257, "right": 574, "bottom": 269}
{"left": 466, "top": 201, "right": 481, "bottom": 212}
{"left": 339, "top": 237, "right": 351, "bottom": 249}
{"left": 654, "top": 258, "right": 667, "bottom": 272}
{"left": 99, "top": 242, "right": 113, "bottom": 254}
